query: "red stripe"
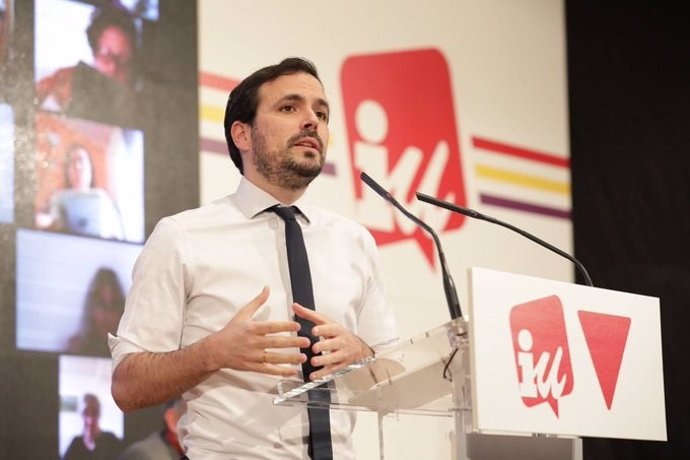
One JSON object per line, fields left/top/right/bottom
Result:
{"left": 472, "top": 136, "right": 569, "bottom": 168}
{"left": 199, "top": 72, "right": 239, "bottom": 92}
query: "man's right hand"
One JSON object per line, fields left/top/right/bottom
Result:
{"left": 202, "top": 287, "right": 309, "bottom": 377}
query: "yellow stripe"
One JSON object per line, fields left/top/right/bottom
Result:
{"left": 476, "top": 164, "right": 570, "bottom": 194}
{"left": 200, "top": 104, "right": 225, "bottom": 123}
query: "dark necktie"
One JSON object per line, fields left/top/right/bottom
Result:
{"left": 270, "top": 205, "right": 333, "bottom": 460}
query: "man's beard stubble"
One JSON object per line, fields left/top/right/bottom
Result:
{"left": 252, "top": 130, "right": 324, "bottom": 191}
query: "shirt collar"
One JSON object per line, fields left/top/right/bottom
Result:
{"left": 233, "top": 177, "right": 311, "bottom": 223}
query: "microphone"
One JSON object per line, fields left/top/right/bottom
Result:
{"left": 415, "top": 192, "right": 594, "bottom": 287}
{"left": 359, "top": 172, "right": 463, "bottom": 319}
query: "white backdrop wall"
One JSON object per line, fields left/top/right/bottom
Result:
{"left": 197, "top": 1, "right": 569, "bottom": 458}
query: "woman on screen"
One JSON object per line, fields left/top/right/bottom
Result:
{"left": 38, "top": 143, "right": 124, "bottom": 240}
{"left": 63, "top": 393, "right": 123, "bottom": 460}
{"left": 67, "top": 267, "right": 125, "bottom": 357}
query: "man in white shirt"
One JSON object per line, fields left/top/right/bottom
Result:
{"left": 109, "top": 57, "right": 398, "bottom": 459}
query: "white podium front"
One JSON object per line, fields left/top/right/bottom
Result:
{"left": 274, "top": 268, "right": 666, "bottom": 459}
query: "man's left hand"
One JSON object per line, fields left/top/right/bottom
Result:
{"left": 292, "top": 303, "right": 374, "bottom": 381}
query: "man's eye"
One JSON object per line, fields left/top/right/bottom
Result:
{"left": 280, "top": 105, "right": 296, "bottom": 113}
{"left": 316, "top": 111, "right": 329, "bottom": 122}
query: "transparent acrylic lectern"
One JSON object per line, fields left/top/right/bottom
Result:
{"left": 274, "top": 318, "right": 581, "bottom": 460}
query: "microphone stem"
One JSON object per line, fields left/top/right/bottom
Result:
{"left": 487, "top": 216, "right": 593, "bottom": 287}
{"left": 360, "top": 173, "right": 463, "bottom": 319}
{"left": 384, "top": 192, "right": 464, "bottom": 319}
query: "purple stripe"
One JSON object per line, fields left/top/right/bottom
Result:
{"left": 200, "top": 137, "right": 227, "bottom": 155}
{"left": 480, "top": 193, "right": 571, "bottom": 220}
{"left": 321, "top": 162, "right": 336, "bottom": 176}
{"left": 199, "top": 137, "right": 337, "bottom": 176}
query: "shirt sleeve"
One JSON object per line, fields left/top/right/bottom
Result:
{"left": 355, "top": 227, "right": 399, "bottom": 353}
{"left": 109, "top": 216, "right": 190, "bottom": 369}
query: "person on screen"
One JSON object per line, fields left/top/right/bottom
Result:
{"left": 68, "top": 267, "right": 125, "bottom": 356}
{"left": 118, "top": 399, "right": 184, "bottom": 460}
{"left": 39, "top": 143, "right": 124, "bottom": 239}
{"left": 35, "top": 6, "right": 138, "bottom": 121}
{"left": 109, "top": 57, "right": 399, "bottom": 459}
{"left": 64, "top": 393, "right": 124, "bottom": 460}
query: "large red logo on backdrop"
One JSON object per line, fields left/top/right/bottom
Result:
{"left": 341, "top": 49, "right": 466, "bottom": 265}
{"left": 510, "top": 295, "right": 632, "bottom": 417}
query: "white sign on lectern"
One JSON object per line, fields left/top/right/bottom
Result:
{"left": 468, "top": 267, "right": 667, "bottom": 441}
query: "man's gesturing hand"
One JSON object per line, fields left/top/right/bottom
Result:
{"left": 292, "top": 303, "right": 374, "bottom": 381}
{"left": 203, "top": 287, "right": 309, "bottom": 377}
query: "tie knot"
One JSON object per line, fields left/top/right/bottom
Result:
{"left": 271, "top": 205, "right": 298, "bottom": 222}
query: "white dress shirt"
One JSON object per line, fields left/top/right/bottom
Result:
{"left": 110, "top": 178, "right": 398, "bottom": 459}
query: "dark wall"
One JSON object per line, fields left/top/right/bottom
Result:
{"left": 568, "top": 1, "right": 690, "bottom": 458}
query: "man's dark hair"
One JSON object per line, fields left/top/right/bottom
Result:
{"left": 223, "top": 57, "right": 321, "bottom": 174}
{"left": 86, "top": 7, "right": 138, "bottom": 55}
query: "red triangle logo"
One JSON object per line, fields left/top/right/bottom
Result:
{"left": 578, "top": 311, "right": 631, "bottom": 410}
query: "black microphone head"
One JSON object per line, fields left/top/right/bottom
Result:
{"left": 360, "top": 171, "right": 392, "bottom": 201}
{"left": 415, "top": 191, "right": 481, "bottom": 219}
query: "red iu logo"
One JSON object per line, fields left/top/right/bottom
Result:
{"left": 509, "top": 296, "right": 574, "bottom": 417}
{"left": 341, "top": 48, "right": 466, "bottom": 265}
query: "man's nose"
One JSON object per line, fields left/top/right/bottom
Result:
{"left": 301, "top": 110, "right": 320, "bottom": 130}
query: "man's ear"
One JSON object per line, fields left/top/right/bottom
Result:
{"left": 231, "top": 121, "right": 251, "bottom": 153}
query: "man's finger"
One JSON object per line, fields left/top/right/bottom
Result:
{"left": 247, "top": 363, "right": 300, "bottom": 377}
{"left": 312, "top": 336, "right": 339, "bottom": 354}
{"left": 253, "top": 320, "right": 301, "bottom": 335}
{"left": 311, "top": 323, "right": 341, "bottom": 339}
{"left": 292, "top": 303, "right": 327, "bottom": 324}
{"left": 234, "top": 287, "right": 270, "bottom": 320}
{"left": 259, "top": 335, "right": 311, "bottom": 350}
{"left": 263, "top": 351, "right": 307, "bottom": 365}
{"left": 310, "top": 365, "right": 341, "bottom": 382}
{"left": 311, "top": 349, "right": 344, "bottom": 368}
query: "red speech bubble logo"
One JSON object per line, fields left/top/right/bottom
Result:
{"left": 341, "top": 48, "right": 466, "bottom": 265}
{"left": 510, "top": 295, "right": 574, "bottom": 417}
